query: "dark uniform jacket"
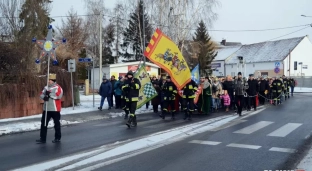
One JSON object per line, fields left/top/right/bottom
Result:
{"left": 272, "top": 79, "right": 284, "bottom": 93}
{"left": 259, "top": 80, "right": 269, "bottom": 92}
{"left": 247, "top": 79, "right": 259, "bottom": 96}
{"left": 234, "top": 78, "right": 248, "bottom": 96}
{"left": 162, "top": 81, "right": 177, "bottom": 100}
{"left": 122, "top": 78, "right": 141, "bottom": 102}
{"left": 182, "top": 80, "right": 198, "bottom": 99}
{"left": 282, "top": 78, "right": 290, "bottom": 90}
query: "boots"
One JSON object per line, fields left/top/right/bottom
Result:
{"left": 188, "top": 112, "right": 192, "bottom": 121}
{"left": 98, "top": 107, "right": 102, "bottom": 111}
{"left": 126, "top": 116, "right": 133, "bottom": 128}
{"left": 183, "top": 111, "right": 188, "bottom": 120}
{"left": 160, "top": 111, "right": 166, "bottom": 119}
{"left": 131, "top": 115, "right": 137, "bottom": 127}
{"left": 171, "top": 112, "right": 175, "bottom": 120}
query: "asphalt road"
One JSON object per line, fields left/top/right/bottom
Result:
{"left": 0, "top": 109, "right": 227, "bottom": 171}
{"left": 98, "top": 94, "right": 312, "bottom": 171}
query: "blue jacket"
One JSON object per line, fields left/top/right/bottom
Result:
{"left": 99, "top": 80, "right": 112, "bottom": 97}
{"left": 114, "top": 80, "right": 122, "bottom": 96}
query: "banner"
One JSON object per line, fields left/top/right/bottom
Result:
{"left": 134, "top": 65, "right": 158, "bottom": 109}
{"left": 191, "top": 64, "right": 200, "bottom": 85}
{"left": 144, "top": 28, "right": 191, "bottom": 90}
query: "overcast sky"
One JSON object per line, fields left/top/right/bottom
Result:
{"left": 51, "top": 0, "right": 312, "bottom": 44}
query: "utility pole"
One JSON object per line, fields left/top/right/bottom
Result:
{"left": 99, "top": 10, "right": 102, "bottom": 81}
{"left": 142, "top": 0, "right": 146, "bottom": 64}
{"left": 115, "top": 8, "right": 120, "bottom": 63}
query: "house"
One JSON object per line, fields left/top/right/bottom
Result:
{"left": 224, "top": 36, "right": 312, "bottom": 77}
{"left": 90, "top": 61, "right": 160, "bottom": 89}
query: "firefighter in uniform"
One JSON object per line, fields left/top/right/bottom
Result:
{"left": 271, "top": 76, "right": 284, "bottom": 105}
{"left": 282, "top": 75, "right": 290, "bottom": 100}
{"left": 160, "top": 76, "right": 177, "bottom": 120}
{"left": 120, "top": 76, "right": 129, "bottom": 119}
{"left": 122, "top": 71, "right": 141, "bottom": 128}
{"left": 182, "top": 79, "right": 198, "bottom": 120}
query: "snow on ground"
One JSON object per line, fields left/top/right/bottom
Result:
{"left": 0, "top": 120, "right": 79, "bottom": 136}
{"left": 295, "top": 87, "right": 312, "bottom": 93}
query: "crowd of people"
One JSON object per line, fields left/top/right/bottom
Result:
{"left": 96, "top": 71, "right": 298, "bottom": 127}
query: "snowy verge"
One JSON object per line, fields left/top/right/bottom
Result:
{"left": 296, "top": 147, "right": 312, "bottom": 171}
{"left": 14, "top": 109, "right": 265, "bottom": 171}
{"left": 0, "top": 120, "right": 79, "bottom": 136}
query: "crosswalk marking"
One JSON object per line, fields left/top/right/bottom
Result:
{"left": 189, "top": 140, "right": 222, "bottom": 145}
{"left": 269, "top": 147, "right": 296, "bottom": 153}
{"left": 144, "top": 120, "right": 186, "bottom": 129}
{"left": 210, "top": 120, "right": 247, "bottom": 132}
{"left": 267, "top": 123, "right": 302, "bottom": 137}
{"left": 226, "top": 143, "right": 261, "bottom": 149}
{"left": 233, "top": 121, "right": 274, "bottom": 134}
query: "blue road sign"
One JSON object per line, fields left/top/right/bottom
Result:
{"left": 78, "top": 58, "right": 92, "bottom": 62}
{"left": 274, "top": 67, "right": 280, "bottom": 74}
{"left": 275, "top": 62, "right": 280, "bottom": 67}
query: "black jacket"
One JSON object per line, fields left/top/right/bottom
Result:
{"left": 259, "top": 80, "right": 269, "bottom": 92}
{"left": 122, "top": 78, "right": 141, "bottom": 102}
{"left": 247, "top": 79, "right": 259, "bottom": 96}
{"left": 162, "top": 81, "right": 177, "bottom": 100}
{"left": 182, "top": 80, "right": 198, "bottom": 98}
{"left": 223, "top": 80, "right": 234, "bottom": 95}
{"left": 234, "top": 78, "right": 247, "bottom": 96}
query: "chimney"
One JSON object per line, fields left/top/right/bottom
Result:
{"left": 221, "top": 39, "right": 226, "bottom": 46}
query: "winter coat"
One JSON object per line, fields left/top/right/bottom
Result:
{"left": 151, "top": 85, "right": 161, "bottom": 106}
{"left": 247, "top": 79, "right": 259, "bottom": 96}
{"left": 259, "top": 80, "right": 269, "bottom": 92}
{"left": 40, "top": 82, "right": 63, "bottom": 112}
{"left": 162, "top": 81, "right": 177, "bottom": 101}
{"left": 99, "top": 80, "right": 112, "bottom": 97}
{"left": 182, "top": 79, "right": 198, "bottom": 99}
{"left": 122, "top": 78, "right": 141, "bottom": 102}
{"left": 220, "top": 94, "right": 231, "bottom": 106}
{"left": 110, "top": 79, "right": 116, "bottom": 93}
{"left": 114, "top": 80, "right": 122, "bottom": 96}
{"left": 212, "top": 82, "right": 222, "bottom": 99}
{"left": 223, "top": 80, "right": 234, "bottom": 95}
{"left": 234, "top": 78, "right": 247, "bottom": 96}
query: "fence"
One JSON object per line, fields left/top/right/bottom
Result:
{"left": 292, "top": 76, "right": 312, "bottom": 88}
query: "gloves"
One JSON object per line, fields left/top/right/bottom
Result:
{"left": 45, "top": 90, "right": 50, "bottom": 96}
{"left": 43, "top": 90, "right": 50, "bottom": 101}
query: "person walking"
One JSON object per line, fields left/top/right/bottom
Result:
{"left": 122, "top": 71, "right": 141, "bottom": 128}
{"left": 246, "top": 74, "right": 259, "bottom": 111}
{"left": 110, "top": 75, "right": 117, "bottom": 108}
{"left": 234, "top": 72, "right": 248, "bottom": 116}
{"left": 259, "top": 76, "right": 269, "bottom": 105}
{"left": 36, "top": 73, "right": 63, "bottom": 144}
{"left": 114, "top": 76, "right": 123, "bottom": 109}
{"left": 181, "top": 79, "right": 198, "bottom": 120}
{"left": 160, "top": 76, "right": 177, "bottom": 120}
{"left": 98, "top": 77, "right": 112, "bottom": 110}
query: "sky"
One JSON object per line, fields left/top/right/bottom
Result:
{"left": 50, "top": 0, "right": 312, "bottom": 44}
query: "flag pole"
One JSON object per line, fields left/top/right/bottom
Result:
{"left": 142, "top": 0, "right": 146, "bottom": 65}
{"left": 44, "top": 55, "right": 50, "bottom": 127}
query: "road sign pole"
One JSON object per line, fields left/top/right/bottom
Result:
{"left": 71, "top": 71, "right": 74, "bottom": 110}
{"left": 301, "top": 64, "right": 303, "bottom": 90}
{"left": 93, "top": 59, "right": 95, "bottom": 107}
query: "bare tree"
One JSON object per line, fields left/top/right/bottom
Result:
{"left": 0, "top": 0, "right": 24, "bottom": 42}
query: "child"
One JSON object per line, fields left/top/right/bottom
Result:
{"left": 221, "top": 90, "right": 231, "bottom": 112}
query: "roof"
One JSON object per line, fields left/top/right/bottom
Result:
{"left": 214, "top": 46, "right": 241, "bottom": 61}
{"left": 225, "top": 36, "right": 305, "bottom": 64}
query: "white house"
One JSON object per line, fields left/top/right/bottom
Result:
{"left": 90, "top": 61, "right": 160, "bottom": 88}
{"left": 211, "top": 46, "right": 241, "bottom": 76}
{"left": 224, "top": 36, "right": 312, "bottom": 77}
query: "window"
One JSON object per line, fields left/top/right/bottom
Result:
{"left": 253, "top": 64, "right": 255, "bottom": 67}
{"left": 231, "top": 65, "right": 233, "bottom": 68}
{"left": 231, "top": 72, "right": 235, "bottom": 77}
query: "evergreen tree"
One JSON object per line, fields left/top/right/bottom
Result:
{"left": 121, "top": 0, "right": 152, "bottom": 61}
{"left": 103, "top": 23, "right": 115, "bottom": 64}
{"left": 193, "top": 20, "right": 217, "bottom": 75}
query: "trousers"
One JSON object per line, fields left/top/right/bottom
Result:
{"left": 235, "top": 95, "right": 244, "bottom": 115}
{"left": 40, "top": 111, "right": 61, "bottom": 141}
{"left": 182, "top": 98, "right": 195, "bottom": 112}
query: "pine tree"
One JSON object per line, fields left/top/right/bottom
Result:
{"left": 103, "top": 23, "right": 115, "bottom": 64}
{"left": 121, "top": 0, "right": 152, "bottom": 61}
{"left": 193, "top": 20, "right": 217, "bottom": 75}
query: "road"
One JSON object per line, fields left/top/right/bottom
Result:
{"left": 1, "top": 94, "right": 312, "bottom": 171}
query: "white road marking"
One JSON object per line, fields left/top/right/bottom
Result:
{"left": 267, "top": 123, "right": 302, "bottom": 137}
{"left": 269, "top": 147, "right": 296, "bottom": 153}
{"left": 227, "top": 143, "right": 261, "bottom": 149}
{"left": 210, "top": 120, "right": 247, "bottom": 131}
{"left": 233, "top": 121, "right": 274, "bottom": 134}
{"left": 189, "top": 140, "right": 221, "bottom": 145}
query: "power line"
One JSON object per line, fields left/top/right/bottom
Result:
{"left": 1, "top": 13, "right": 311, "bottom": 32}
{"left": 266, "top": 26, "right": 311, "bottom": 41}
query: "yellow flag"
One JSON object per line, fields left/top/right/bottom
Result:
{"left": 144, "top": 29, "right": 191, "bottom": 89}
